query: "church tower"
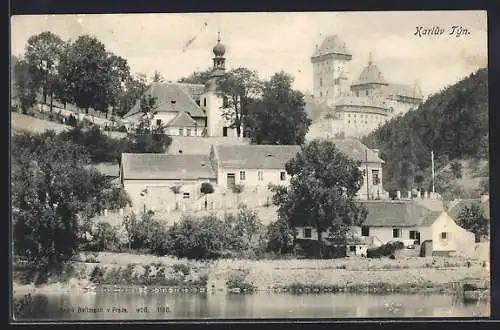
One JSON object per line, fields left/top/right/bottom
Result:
{"left": 201, "top": 33, "right": 233, "bottom": 137}
{"left": 311, "top": 35, "right": 352, "bottom": 107}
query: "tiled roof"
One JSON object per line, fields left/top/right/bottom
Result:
{"left": 313, "top": 35, "right": 350, "bottom": 56}
{"left": 167, "top": 136, "right": 250, "bottom": 155}
{"left": 447, "top": 199, "right": 490, "bottom": 221}
{"left": 121, "top": 153, "right": 216, "bottom": 180}
{"left": 330, "top": 138, "right": 384, "bottom": 163}
{"left": 352, "top": 62, "right": 388, "bottom": 86}
{"left": 215, "top": 145, "right": 301, "bottom": 170}
{"left": 386, "top": 83, "right": 423, "bottom": 100}
{"left": 358, "top": 200, "right": 439, "bottom": 227}
{"left": 167, "top": 111, "right": 198, "bottom": 127}
{"left": 124, "top": 83, "right": 206, "bottom": 118}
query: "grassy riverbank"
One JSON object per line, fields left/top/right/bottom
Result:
{"left": 13, "top": 251, "right": 490, "bottom": 296}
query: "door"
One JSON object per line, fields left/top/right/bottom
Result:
{"left": 227, "top": 173, "right": 235, "bottom": 187}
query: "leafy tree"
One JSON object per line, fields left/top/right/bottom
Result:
{"left": 24, "top": 31, "right": 65, "bottom": 107}
{"left": 265, "top": 218, "right": 295, "bottom": 254}
{"left": 178, "top": 68, "right": 213, "bottom": 85}
{"left": 450, "top": 161, "right": 463, "bottom": 179}
{"left": 85, "top": 222, "right": 121, "bottom": 252}
{"left": 13, "top": 59, "right": 38, "bottom": 113}
{"left": 151, "top": 70, "right": 165, "bottom": 83}
{"left": 245, "top": 71, "right": 311, "bottom": 145}
{"left": 457, "top": 204, "right": 489, "bottom": 242}
{"left": 117, "top": 73, "right": 148, "bottom": 117}
{"left": 218, "top": 67, "right": 262, "bottom": 138}
{"left": 271, "top": 139, "right": 367, "bottom": 258}
{"left": 11, "top": 131, "right": 110, "bottom": 274}
{"left": 200, "top": 182, "right": 214, "bottom": 210}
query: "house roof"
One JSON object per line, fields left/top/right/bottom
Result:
{"left": 124, "top": 83, "right": 206, "bottom": 119}
{"left": 330, "top": 138, "right": 384, "bottom": 163}
{"left": 313, "top": 35, "right": 351, "bottom": 57}
{"left": 358, "top": 200, "right": 438, "bottom": 227}
{"left": 167, "top": 136, "right": 250, "bottom": 155}
{"left": 167, "top": 111, "right": 198, "bottom": 127}
{"left": 447, "top": 198, "right": 490, "bottom": 221}
{"left": 121, "top": 153, "right": 216, "bottom": 180}
{"left": 352, "top": 62, "right": 388, "bottom": 86}
{"left": 215, "top": 145, "right": 301, "bottom": 169}
{"left": 386, "top": 83, "right": 423, "bottom": 100}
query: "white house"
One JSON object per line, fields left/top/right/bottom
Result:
{"left": 120, "top": 153, "right": 216, "bottom": 213}
{"left": 122, "top": 34, "right": 239, "bottom": 139}
{"left": 295, "top": 200, "right": 477, "bottom": 258}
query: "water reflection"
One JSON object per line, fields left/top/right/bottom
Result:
{"left": 14, "top": 292, "right": 490, "bottom": 320}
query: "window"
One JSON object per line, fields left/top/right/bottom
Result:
{"left": 441, "top": 232, "right": 448, "bottom": 239}
{"left": 393, "top": 228, "right": 401, "bottom": 238}
{"left": 320, "top": 91, "right": 323, "bottom": 97}
{"left": 196, "top": 99, "right": 200, "bottom": 106}
{"left": 319, "top": 78, "right": 323, "bottom": 87}
{"left": 280, "top": 171, "right": 286, "bottom": 181}
{"left": 179, "top": 128, "right": 184, "bottom": 136}
{"left": 366, "top": 90, "right": 369, "bottom": 96}
{"left": 304, "top": 228, "right": 312, "bottom": 239}
{"left": 240, "top": 171, "right": 246, "bottom": 181}
{"left": 203, "top": 98, "right": 207, "bottom": 107}
{"left": 349, "top": 245, "right": 356, "bottom": 252}
{"left": 223, "top": 127, "right": 228, "bottom": 137}
{"left": 183, "top": 192, "right": 190, "bottom": 199}
{"left": 372, "top": 170, "right": 380, "bottom": 185}
{"left": 361, "top": 226, "right": 370, "bottom": 237}
{"left": 334, "top": 78, "right": 340, "bottom": 85}
{"left": 409, "top": 230, "right": 418, "bottom": 239}
{"left": 258, "top": 171, "right": 264, "bottom": 181}
{"left": 156, "top": 119, "right": 162, "bottom": 126}
{"left": 356, "top": 91, "right": 359, "bottom": 97}
{"left": 186, "top": 128, "right": 191, "bottom": 136}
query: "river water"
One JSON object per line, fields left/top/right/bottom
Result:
{"left": 14, "top": 292, "right": 490, "bottom": 320}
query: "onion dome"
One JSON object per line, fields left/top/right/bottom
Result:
{"left": 213, "top": 32, "right": 226, "bottom": 57}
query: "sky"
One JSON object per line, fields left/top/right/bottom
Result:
{"left": 11, "top": 11, "right": 487, "bottom": 98}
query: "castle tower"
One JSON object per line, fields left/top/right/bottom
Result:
{"left": 201, "top": 32, "right": 232, "bottom": 137}
{"left": 310, "top": 35, "right": 352, "bottom": 107}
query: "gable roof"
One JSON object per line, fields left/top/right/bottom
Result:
{"left": 447, "top": 198, "right": 490, "bottom": 221}
{"left": 358, "top": 200, "right": 438, "bottom": 227}
{"left": 124, "top": 83, "right": 206, "bottom": 119}
{"left": 167, "top": 111, "right": 198, "bottom": 127}
{"left": 121, "top": 153, "right": 215, "bottom": 180}
{"left": 215, "top": 145, "right": 301, "bottom": 170}
{"left": 167, "top": 136, "right": 250, "bottom": 155}
{"left": 330, "top": 138, "right": 384, "bottom": 163}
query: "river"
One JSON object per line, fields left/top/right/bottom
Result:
{"left": 14, "top": 292, "right": 489, "bottom": 320}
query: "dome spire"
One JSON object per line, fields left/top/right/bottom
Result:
{"left": 217, "top": 30, "right": 221, "bottom": 43}
{"left": 368, "top": 51, "right": 372, "bottom": 66}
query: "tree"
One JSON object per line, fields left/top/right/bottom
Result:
{"left": 151, "top": 70, "right": 165, "bottom": 83}
{"left": 24, "top": 31, "right": 65, "bottom": 107}
{"left": 178, "top": 68, "right": 213, "bottom": 85}
{"left": 117, "top": 73, "right": 148, "bottom": 117}
{"left": 11, "top": 131, "right": 111, "bottom": 275}
{"left": 218, "top": 68, "right": 262, "bottom": 138}
{"left": 266, "top": 218, "right": 295, "bottom": 254}
{"left": 457, "top": 204, "right": 489, "bottom": 242}
{"left": 271, "top": 139, "right": 367, "bottom": 258}
{"left": 170, "top": 185, "right": 182, "bottom": 211}
{"left": 13, "top": 59, "right": 38, "bottom": 113}
{"left": 200, "top": 182, "right": 214, "bottom": 210}
{"left": 244, "top": 71, "right": 311, "bottom": 145}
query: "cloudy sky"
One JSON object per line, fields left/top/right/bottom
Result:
{"left": 11, "top": 11, "right": 487, "bottom": 98}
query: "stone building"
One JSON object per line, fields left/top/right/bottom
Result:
{"left": 307, "top": 35, "right": 424, "bottom": 139}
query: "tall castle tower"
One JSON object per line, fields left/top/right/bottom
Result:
{"left": 310, "top": 35, "right": 352, "bottom": 107}
{"left": 201, "top": 32, "right": 231, "bottom": 137}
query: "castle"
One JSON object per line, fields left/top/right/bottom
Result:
{"left": 306, "top": 35, "right": 424, "bottom": 139}
{"left": 122, "top": 33, "right": 241, "bottom": 139}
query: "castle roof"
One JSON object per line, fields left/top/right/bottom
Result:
{"left": 352, "top": 61, "right": 388, "bottom": 86}
{"left": 124, "top": 82, "right": 206, "bottom": 119}
{"left": 313, "top": 35, "right": 351, "bottom": 57}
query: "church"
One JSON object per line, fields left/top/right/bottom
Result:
{"left": 306, "top": 35, "right": 424, "bottom": 139}
{"left": 122, "top": 33, "right": 241, "bottom": 139}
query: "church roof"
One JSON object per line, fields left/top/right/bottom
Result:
{"left": 121, "top": 153, "right": 216, "bottom": 180}
{"left": 352, "top": 61, "right": 388, "bottom": 87}
{"left": 124, "top": 83, "right": 206, "bottom": 119}
{"left": 167, "top": 111, "right": 198, "bottom": 127}
{"left": 313, "top": 35, "right": 350, "bottom": 57}
{"left": 386, "top": 83, "right": 423, "bottom": 100}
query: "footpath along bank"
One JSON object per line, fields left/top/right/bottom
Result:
{"left": 13, "top": 252, "right": 490, "bottom": 296}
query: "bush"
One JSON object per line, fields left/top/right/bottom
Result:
{"left": 172, "top": 263, "right": 191, "bottom": 276}
{"left": 122, "top": 212, "right": 170, "bottom": 255}
{"left": 200, "top": 182, "right": 214, "bottom": 195}
{"left": 117, "top": 125, "right": 128, "bottom": 133}
{"left": 367, "top": 241, "right": 405, "bottom": 258}
{"left": 266, "top": 218, "right": 294, "bottom": 254}
{"left": 66, "top": 114, "right": 78, "bottom": 127}
{"left": 85, "top": 222, "right": 121, "bottom": 252}
{"left": 225, "top": 270, "right": 256, "bottom": 292}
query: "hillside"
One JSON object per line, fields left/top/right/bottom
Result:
{"left": 362, "top": 68, "right": 488, "bottom": 198}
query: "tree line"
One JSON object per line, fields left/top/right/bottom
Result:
{"left": 361, "top": 68, "right": 488, "bottom": 197}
